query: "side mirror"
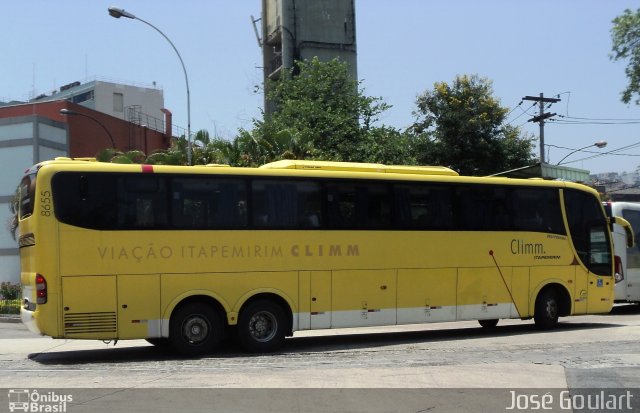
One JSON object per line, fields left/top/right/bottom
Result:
{"left": 609, "top": 216, "right": 635, "bottom": 248}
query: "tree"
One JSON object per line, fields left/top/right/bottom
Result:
{"left": 256, "top": 57, "right": 395, "bottom": 162}
{"left": 410, "top": 74, "right": 535, "bottom": 175}
{"left": 611, "top": 8, "right": 640, "bottom": 105}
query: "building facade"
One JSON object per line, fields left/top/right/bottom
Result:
{"left": 0, "top": 98, "right": 172, "bottom": 284}
{"left": 31, "top": 79, "right": 165, "bottom": 129}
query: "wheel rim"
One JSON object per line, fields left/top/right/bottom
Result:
{"left": 182, "top": 315, "right": 210, "bottom": 344}
{"left": 546, "top": 299, "right": 558, "bottom": 319}
{"left": 248, "top": 310, "right": 278, "bottom": 342}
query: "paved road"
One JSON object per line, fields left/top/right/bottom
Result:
{"left": 0, "top": 305, "right": 638, "bottom": 412}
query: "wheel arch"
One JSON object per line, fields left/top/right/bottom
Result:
{"left": 532, "top": 282, "right": 572, "bottom": 317}
{"left": 163, "top": 291, "right": 230, "bottom": 331}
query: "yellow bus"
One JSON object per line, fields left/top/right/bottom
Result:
{"left": 18, "top": 158, "right": 631, "bottom": 356}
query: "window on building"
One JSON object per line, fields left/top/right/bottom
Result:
{"left": 71, "top": 90, "right": 94, "bottom": 104}
{"left": 113, "top": 93, "right": 124, "bottom": 112}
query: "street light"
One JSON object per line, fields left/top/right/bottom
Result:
{"left": 60, "top": 108, "right": 116, "bottom": 149}
{"left": 556, "top": 141, "right": 607, "bottom": 165}
{"left": 108, "top": 6, "right": 192, "bottom": 165}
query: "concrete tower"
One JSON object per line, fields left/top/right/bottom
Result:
{"left": 261, "top": 0, "right": 357, "bottom": 114}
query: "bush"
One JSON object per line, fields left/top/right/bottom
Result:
{"left": 0, "top": 282, "right": 20, "bottom": 300}
{"left": 0, "top": 283, "right": 20, "bottom": 315}
{"left": 0, "top": 299, "right": 20, "bottom": 315}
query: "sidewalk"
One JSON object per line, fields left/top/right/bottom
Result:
{"left": 0, "top": 314, "right": 21, "bottom": 323}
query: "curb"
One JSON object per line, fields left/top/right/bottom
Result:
{"left": 0, "top": 314, "right": 21, "bottom": 323}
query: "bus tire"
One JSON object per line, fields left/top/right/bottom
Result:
{"left": 237, "top": 300, "right": 286, "bottom": 353}
{"left": 169, "top": 302, "right": 223, "bottom": 357}
{"left": 478, "top": 319, "right": 499, "bottom": 329}
{"left": 534, "top": 289, "right": 559, "bottom": 329}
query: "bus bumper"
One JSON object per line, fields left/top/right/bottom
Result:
{"left": 20, "top": 307, "right": 42, "bottom": 335}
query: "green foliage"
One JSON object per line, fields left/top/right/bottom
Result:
{"left": 0, "top": 282, "right": 20, "bottom": 314}
{"left": 360, "top": 126, "right": 417, "bottom": 165}
{"left": 0, "top": 282, "right": 20, "bottom": 300}
{"left": 410, "top": 74, "right": 535, "bottom": 175}
{"left": 255, "top": 57, "right": 394, "bottom": 163}
{"left": 97, "top": 148, "right": 148, "bottom": 164}
{"left": 611, "top": 8, "right": 640, "bottom": 104}
{"left": 145, "top": 138, "right": 187, "bottom": 165}
{"left": 0, "top": 299, "right": 20, "bottom": 315}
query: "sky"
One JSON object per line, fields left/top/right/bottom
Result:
{"left": 2, "top": 0, "right": 640, "bottom": 175}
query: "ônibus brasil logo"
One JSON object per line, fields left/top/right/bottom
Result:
{"left": 8, "top": 389, "right": 72, "bottom": 412}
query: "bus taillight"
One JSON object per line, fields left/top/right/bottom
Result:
{"left": 614, "top": 256, "right": 624, "bottom": 284}
{"left": 35, "top": 274, "right": 47, "bottom": 304}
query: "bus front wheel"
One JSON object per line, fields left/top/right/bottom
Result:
{"left": 169, "top": 302, "right": 223, "bottom": 356}
{"left": 534, "top": 289, "right": 559, "bottom": 329}
{"left": 237, "top": 300, "right": 286, "bottom": 352}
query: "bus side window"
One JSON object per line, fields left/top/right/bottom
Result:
{"left": 118, "top": 176, "right": 167, "bottom": 229}
{"left": 511, "top": 188, "right": 564, "bottom": 234}
{"left": 455, "top": 186, "right": 511, "bottom": 231}
{"left": 52, "top": 173, "right": 119, "bottom": 229}
{"left": 171, "top": 177, "right": 247, "bottom": 229}
{"left": 393, "top": 184, "right": 453, "bottom": 230}
{"left": 326, "top": 182, "right": 390, "bottom": 229}
{"left": 251, "top": 180, "right": 321, "bottom": 229}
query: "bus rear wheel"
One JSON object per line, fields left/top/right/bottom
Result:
{"left": 237, "top": 300, "right": 286, "bottom": 353}
{"left": 169, "top": 302, "right": 223, "bottom": 357}
{"left": 534, "top": 289, "right": 559, "bottom": 329}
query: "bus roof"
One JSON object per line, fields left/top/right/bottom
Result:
{"left": 260, "top": 160, "right": 459, "bottom": 176}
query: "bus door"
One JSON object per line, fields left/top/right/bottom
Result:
{"left": 569, "top": 225, "right": 614, "bottom": 314}
{"left": 587, "top": 225, "right": 615, "bottom": 313}
{"left": 564, "top": 190, "right": 615, "bottom": 314}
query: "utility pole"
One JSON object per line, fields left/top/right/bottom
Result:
{"left": 522, "top": 93, "right": 560, "bottom": 163}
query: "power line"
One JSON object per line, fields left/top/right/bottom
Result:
{"left": 550, "top": 119, "right": 640, "bottom": 125}
{"left": 549, "top": 115, "right": 640, "bottom": 125}
{"left": 506, "top": 102, "right": 537, "bottom": 125}
{"left": 563, "top": 115, "right": 640, "bottom": 121}
{"left": 504, "top": 100, "right": 523, "bottom": 118}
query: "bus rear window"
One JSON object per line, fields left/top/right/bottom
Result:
{"left": 19, "top": 174, "right": 36, "bottom": 219}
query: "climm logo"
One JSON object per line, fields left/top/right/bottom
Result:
{"left": 291, "top": 244, "right": 360, "bottom": 257}
{"left": 511, "top": 239, "right": 545, "bottom": 255}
